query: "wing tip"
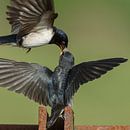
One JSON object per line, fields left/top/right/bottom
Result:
{"left": 115, "top": 58, "right": 128, "bottom": 63}
{"left": 104, "top": 57, "right": 128, "bottom": 64}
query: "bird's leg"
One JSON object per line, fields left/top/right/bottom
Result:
{"left": 38, "top": 105, "right": 47, "bottom": 130}
{"left": 64, "top": 106, "right": 74, "bottom": 130}
{"left": 26, "top": 48, "right": 31, "bottom": 53}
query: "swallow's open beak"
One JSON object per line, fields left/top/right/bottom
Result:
{"left": 59, "top": 45, "right": 65, "bottom": 55}
{"left": 58, "top": 42, "right": 66, "bottom": 55}
{"left": 59, "top": 44, "right": 65, "bottom": 52}
{"left": 60, "top": 47, "right": 69, "bottom": 56}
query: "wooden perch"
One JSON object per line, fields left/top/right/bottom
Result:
{"left": 38, "top": 105, "right": 47, "bottom": 130}
{"left": 64, "top": 106, "right": 74, "bottom": 130}
{"left": 38, "top": 105, "right": 74, "bottom": 130}
{"left": 0, "top": 106, "right": 130, "bottom": 130}
{"left": 0, "top": 125, "right": 130, "bottom": 130}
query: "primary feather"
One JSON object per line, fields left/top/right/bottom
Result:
{"left": 0, "top": 58, "right": 53, "bottom": 105}
{"left": 6, "top": 0, "right": 58, "bottom": 36}
{"left": 0, "top": 50, "right": 127, "bottom": 127}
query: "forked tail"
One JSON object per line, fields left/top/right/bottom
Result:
{"left": 47, "top": 105, "right": 64, "bottom": 128}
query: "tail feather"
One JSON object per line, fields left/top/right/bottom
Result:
{"left": 0, "top": 34, "right": 17, "bottom": 44}
{"left": 47, "top": 105, "right": 64, "bottom": 128}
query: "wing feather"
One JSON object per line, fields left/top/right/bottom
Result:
{"left": 6, "top": 0, "right": 58, "bottom": 35}
{"left": 65, "top": 58, "right": 127, "bottom": 103}
{"left": 0, "top": 58, "right": 53, "bottom": 105}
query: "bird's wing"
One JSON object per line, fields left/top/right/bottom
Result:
{"left": 65, "top": 58, "right": 127, "bottom": 102}
{"left": 0, "top": 58, "right": 53, "bottom": 105}
{"left": 6, "top": 0, "right": 58, "bottom": 36}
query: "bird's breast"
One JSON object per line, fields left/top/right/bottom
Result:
{"left": 22, "top": 28, "right": 54, "bottom": 48}
{"left": 53, "top": 68, "right": 68, "bottom": 88}
{"left": 51, "top": 67, "right": 71, "bottom": 106}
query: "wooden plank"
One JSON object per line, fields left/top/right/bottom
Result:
{"left": 38, "top": 106, "right": 74, "bottom": 130}
{"left": 0, "top": 106, "right": 130, "bottom": 130}
{"left": 38, "top": 105, "right": 47, "bottom": 130}
{"left": 64, "top": 106, "right": 74, "bottom": 130}
{"left": 75, "top": 126, "right": 130, "bottom": 130}
{"left": 0, "top": 125, "right": 38, "bottom": 130}
{"left": 0, "top": 125, "right": 130, "bottom": 130}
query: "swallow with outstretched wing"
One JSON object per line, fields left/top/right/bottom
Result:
{"left": 0, "top": 49, "right": 127, "bottom": 127}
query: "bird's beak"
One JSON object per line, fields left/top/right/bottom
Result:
{"left": 60, "top": 44, "right": 65, "bottom": 55}
{"left": 60, "top": 47, "right": 69, "bottom": 55}
{"left": 58, "top": 42, "right": 66, "bottom": 54}
{"left": 60, "top": 43, "right": 66, "bottom": 52}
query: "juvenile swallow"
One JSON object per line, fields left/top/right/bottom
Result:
{"left": 0, "top": 0, "right": 68, "bottom": 52}
{"left": 0, "top": 49, "right": 127, "bottom": 127}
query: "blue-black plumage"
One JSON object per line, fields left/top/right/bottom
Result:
{"left": 0, "top": 34, "right": 17, "bottom": 44}
{"left": 0, "top": 49, "right": 127, "bottom": 127}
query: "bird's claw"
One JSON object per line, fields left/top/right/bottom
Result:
{"left": 26, "top": 48, "right": 31, "bottom": 53}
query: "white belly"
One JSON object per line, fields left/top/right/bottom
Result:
{"left": 22, "top": 28, "right": 54, "bottom": 48}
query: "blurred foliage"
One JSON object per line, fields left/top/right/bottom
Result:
{"left": 0, "top": 0, "right": 129, "bottom": 125}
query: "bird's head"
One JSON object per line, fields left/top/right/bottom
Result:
{"left": 59, "top": 48, "right": 74, "bottom": 67}
{"left": 51, "top": 28, "right": 68, "bottom": 52}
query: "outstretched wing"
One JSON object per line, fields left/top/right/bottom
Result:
{"left": 0, "top": 58, "right": 53, "bottom": 105}
{"left": 65, "top": 58, "right": 127, "bottom": 102}
{"left": 6, "top": 0, "right": 58, "bottom": 36}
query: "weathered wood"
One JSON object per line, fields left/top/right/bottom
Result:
{"left": 64, "top": 106, "right": 74, "bottom": 130}
{"left": 38, "top": 105, "right": 47, "bottom": 130}
{"left": 0, "top": 125, "right": 38, "bottom": 130}
{"left": 0, "top": 125, "right": 130, "bottom": 130}
{"left": 38, "top": 105, "right": 74, "bottom": 130}
{"left": 0, "top": 106, "right": 130, "bottom": 130}
{"left": 75, "top": 126, "right": 130, "bottom": 130}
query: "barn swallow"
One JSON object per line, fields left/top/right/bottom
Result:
{"left": 0, "top": 0, "right": 68, "bottom": 52}
{"left": 0, "top": 49, "right": 127, "bottom": 127}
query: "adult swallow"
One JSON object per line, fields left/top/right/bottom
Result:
{"left": 0, "top": 0, "right": 68, "bottom": 52}
{"left": 0, "top": 49, "right": 127, "bottom": 127}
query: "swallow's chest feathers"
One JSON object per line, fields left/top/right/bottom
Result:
{"left": 53, "top": 67, "right": 69, "bottom": 91}
{"left": 52, "top": 67, "right": 69, "bottom": 105}
{"left": 22, "top": 28, "right": 54, "bottom": 48}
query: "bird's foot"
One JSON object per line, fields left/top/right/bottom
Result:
{"left": 26, "top": 48, "right": 31, "bottom": 53}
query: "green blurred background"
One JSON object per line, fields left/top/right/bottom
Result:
{"left": 0, "top": 0, "right": 130, "bottom": 125}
